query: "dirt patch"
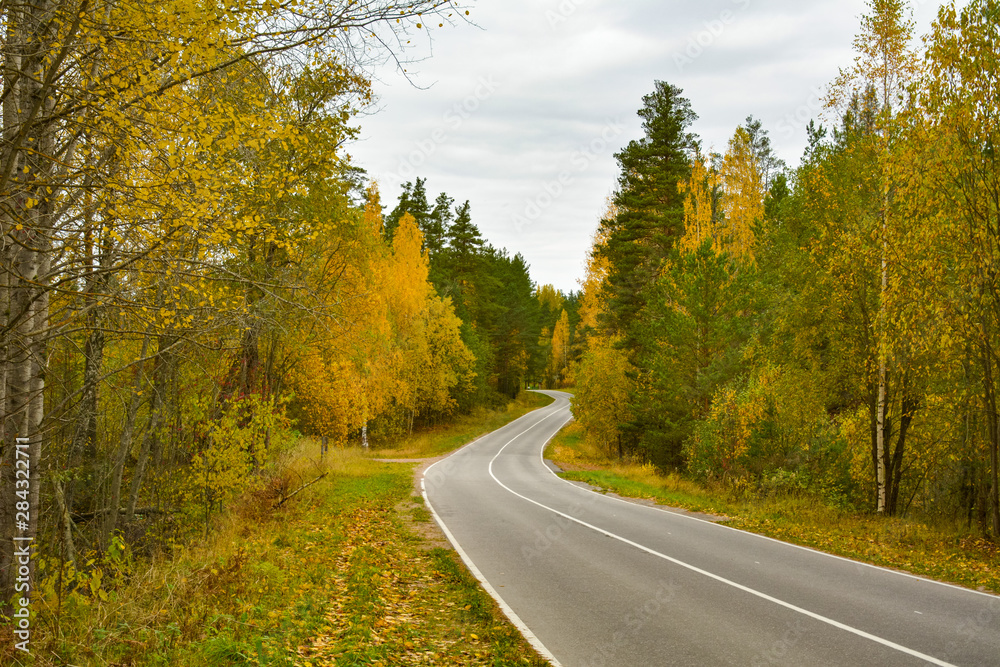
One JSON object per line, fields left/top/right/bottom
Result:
{"left": 399, "top": 503, "right": 454, "bottom": 551}
{"left": 378, "top": 457, "right": 455, "bottom": 552}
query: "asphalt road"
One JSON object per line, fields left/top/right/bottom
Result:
{"left": 422, "top": 390, "right": 1000, "bottom": 666}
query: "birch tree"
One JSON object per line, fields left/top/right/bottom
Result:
{"left": 0, "top": 0, "right": 471, "bottom": 607}
{"left": 824, "top": 0, "right": 921, "bottom": 514}
{"left": 917, "top": 0, "right": 1000, "bottom": 536}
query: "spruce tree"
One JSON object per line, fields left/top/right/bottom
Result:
{"left": 598, "top": 81, "right": 699, "bottom": 349}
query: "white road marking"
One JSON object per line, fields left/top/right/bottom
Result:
{"left": 483, "top": 400, "right": 957, "bottom": 667}
{"left": 423, "top": 404, "right": 571, "bottom": 667}
{"left": 540, "top": 423, "right": 1000, "bottom": 602}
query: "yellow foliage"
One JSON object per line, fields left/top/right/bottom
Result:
{"left": 578, "top": 222, "right": 612, "bottom": 332}
{"left": 572, "top": 335, "right": 634, "bottom": 457}
{"left": 685, "top": 372, "right": 773, "bottom": 482}
{"left": 288, "top": 202, "right": 474, "bottom": 439}
{"left": 536, "top": 284, "right": 564, "bottom": 312}
{"left": 388, "top": 212, "right": 433, "bottom": 329}
{"left": 678, "top": 154, "right": 720, "bottom": 255}
{"left": 191, "top": 395, "right": 287, "bottom": 507}
{"left": 679, "top": 128, "right": 762, "bottom": 264}
{"left": 842, "top": 404, "right": 876, "bottom": 500}
{"left": 549, "top": 310, "right": 571, "bottom": 386}
{"left": 719, "top": 127, "right": 765, "bottom": 262}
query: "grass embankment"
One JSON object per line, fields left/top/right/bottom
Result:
{"left": 7, "top": 395, "right": 554, "bottom": 666}
{"left": 547, "top": 421, "right": 1000, "bottom": 596}
{"left": 370, "top": 391, "right": 553, "bottom": 458}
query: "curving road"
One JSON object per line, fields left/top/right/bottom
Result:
{"left": 422, "top": 390, "right": 1000, "bottom": 666}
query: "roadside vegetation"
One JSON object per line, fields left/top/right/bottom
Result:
{"left": 547, "top": 420, "right": 1000, "bottom": 596}
{"left": 569, "top": 0, "right": 1000, "bottom": 556}
{"left": 371, "top": 392, "right": 553, "bottom": 459}
{"left": 0, "top": 397, "right": 552, "bottom": 666}
{"left": 0, "top": 0, "right": 582, "bottom": 634}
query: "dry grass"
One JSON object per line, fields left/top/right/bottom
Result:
{"left": 546, "top": 421, "right": 1000, "bottom": 595}
{"left": 4, "top": 397, "right": 556, "bottom": 666}
{"left": 368, "top": 391, "right": 553, "bottom": 459}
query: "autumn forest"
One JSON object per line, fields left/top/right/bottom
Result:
{"left": 1, "top": 0, "right": 999, "bottom": 659}
{"left": 0, "top": 0, "right": 566, "bottom": 609}
{"left": 574, "top": 0, "right": 1000, "bottom": 538}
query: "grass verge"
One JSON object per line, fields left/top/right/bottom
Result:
{"left": 369, "top": 391, "right": 553, "bottom": 458}
{"left": 546, "top": 421, "right": 1000, "bottom": 596}
{"left": 4, "top": 397, "right": 555, "bottom": 666}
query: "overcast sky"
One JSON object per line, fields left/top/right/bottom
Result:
{"left": 347, "top": 0, "right": 958, "bottom": 294}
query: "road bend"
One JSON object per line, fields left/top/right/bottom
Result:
{"left": 422, "top": 390, "right": 1000, "bottom": 666}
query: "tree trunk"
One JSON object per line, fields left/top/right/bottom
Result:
{"left": 875, "top": 184, "right": 890, "bottom": 514}
{"left": 876, "top": 365, "right": 887, "bottom": 514}
{"left": 63, "top": 309, "right": 106, "bottom": 516}
{"left": 101, "top": 336, "right": 150, "bottom": 548}
{"left": 979, "top": 333, "right": 1000, "bottom": 539}
{"left": 0, "top": 191, "right": 50, "bottom": 609}
{"left": 885, "top": 390, "right": 917, "bottom": 516}
{"left": 0, "top": 0, "right": 69, "bottom": 604}
{"left": 990, "top": 415, "right": 1000, "bottom": 539}
{"left": 0, "top": 202, "right": 50, "bottom": 608}
{"left": 52, "top": 481, "right": 77, "bottom": 570}
{"left": 868, "top": 381, "right": 879, "bottom": 511}
{"left": 126, "top": 402, "right": 161, "bottom": 523}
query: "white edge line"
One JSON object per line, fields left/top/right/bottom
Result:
{"left": 537, "top": 411, "right": 1000, "bottom": 603}
{"left": 481, "top": 396, "right": 957, "bottom": 667}
{"left": 421, "top": 405, "right": 567, "bottom": 667}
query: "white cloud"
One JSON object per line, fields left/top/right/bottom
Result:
{"left": 349, "top": 0, "right": 962, "bottom": 292}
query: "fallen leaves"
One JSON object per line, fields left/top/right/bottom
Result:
{"left": 275, "top": 474, "right": 546, "bottom": 666}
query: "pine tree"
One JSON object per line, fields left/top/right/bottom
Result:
{"left": 447, "top": 201, "right": 484, "bottom": 263}
{"left": 426, "top": 192, "right": 455, "bottom": 258}
{"left": 443, "top": 200, "right": 485, "bottom": 319}
{"left": 385, "top": 177, "right": 431, "bottom": 241}
{"left": 597, "top": 81, "right": 699, "bottom": 350}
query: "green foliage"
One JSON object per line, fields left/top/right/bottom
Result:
{"left": 634, "top": 240, "right": 759, "bottom": 468}
{"left": 685, "top": 371, "right": 776, "bottom": 484}
{"left": 571, "top": 2, "right": 1000, "bottom": 535}
{"left": 385, "top": 180, "right": 557, "bottom": 405}
{"left": 572, "top": 336, "right": 634, "bottom": 458}
{"left": 684, "top": 366, "right": 854, "bottom": 506}
{"left": 190, "top": 395, "right": 287, "bottom": 520}
{"left": 11, "top": 404, "right": 551, "bottom": 666}
{"left": 597, "top": 81, "right": 698, "bottom": 349}
{"left": 547, "top": 420, "right": 1000, "bottom": 594}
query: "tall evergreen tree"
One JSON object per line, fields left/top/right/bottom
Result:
{"left": 385, "top": 177, "right": 431, "bottom": 241}
{"left": 447, "top": 201, "right": 485, "bottom": 265}
{"left": 426, "top": 192, "right": 455, "bottom": 258}
{"left": 439, "top": 201, "right": 484, "bottom": 315}
{"left": 593, "top": 81, "right": 700, "bottom": 460}
{"left": 597, "top": 81, "right": 698, "bottom": 349}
